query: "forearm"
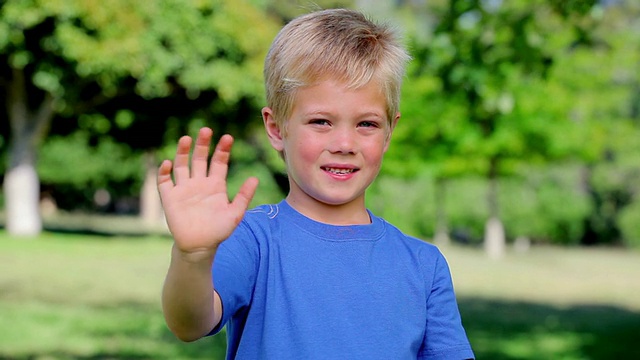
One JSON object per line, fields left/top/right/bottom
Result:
{"left": 162, "top": 244, "right": 220, "bottom": 342}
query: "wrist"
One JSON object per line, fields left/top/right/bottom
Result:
{"left": 171, "top": 244, "right": 217, "bottom": 265}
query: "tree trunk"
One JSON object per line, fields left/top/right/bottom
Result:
{"left": 140, "top": 151, "right": 165, "bottom": 230}
{"left": 484, "top": 160, "right": 506, "bottom": 258}
{"left": 4, "top": 67, "right": 54, "bottom": 237}
{"left": 4, "top": 163, "right": 41, "bottom": 236}
{"left": 433, "top": 177, "right": 450, "bottom": 246}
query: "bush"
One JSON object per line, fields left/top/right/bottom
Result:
{"left": 366, "top": 173, "right": 436, "bottom": 240}
{"left": 618, "top": 201, "right": 640, "bottom": 248}
{"left": 501, "top": 164, "right": 591, "bottom": 245}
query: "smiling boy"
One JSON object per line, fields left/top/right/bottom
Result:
{"left": 262, "top": 78, "right": 393, "bottom": 224}
{"left": 158, "top": 8, "right": 474, "bottom": 360}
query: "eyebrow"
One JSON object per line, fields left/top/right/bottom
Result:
{"left": 303, "top": 110, "right": 385, "bottom": 119}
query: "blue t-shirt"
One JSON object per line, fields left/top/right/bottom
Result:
{"left": 211, "top": 200, "right": 474, "bottom": 360}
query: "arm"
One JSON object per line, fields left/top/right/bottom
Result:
{"left": 420, "top": 251, "right": 475, "bottom": 360}
{"left": 158, "top": 127, "right": 259, "bottom": 342}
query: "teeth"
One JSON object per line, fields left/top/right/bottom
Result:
{"left": 325, "top": 167, "right": 354, "bottom": 174}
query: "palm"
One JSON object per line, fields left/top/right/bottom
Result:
{"left": 157, "top": 128, "right": 259, "bottom": 253}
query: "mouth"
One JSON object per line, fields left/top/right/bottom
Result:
{"left": 321, "top": 166, "right": 358, "bottom": 175}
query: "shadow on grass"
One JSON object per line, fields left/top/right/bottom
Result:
{"left": 84, "top": 301, "right": 229, "bottom": 360}
{"left": 0, "top": 335, "right": 227, "bottom": 360}
{"left": 459, "top": 297, "right": 640, "bottom": 359}
{"left": 2, "top": 297, "right": 638, "bottom": 359}
{"left": 0, "top": 351, "right": 151, "bottom": 360}
{"left": 0, "top": 220, "right": 170, "bottom": 239}
{"left": 40, "top": 225, "right": 169, "bottom": 239}
{"left": 0, "top": 300, "right": 227, "bottom": 360}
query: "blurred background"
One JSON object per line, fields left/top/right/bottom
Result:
{"left": 1, "top": 0, "right": 638, "bottom": 359}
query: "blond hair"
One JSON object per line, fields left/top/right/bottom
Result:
{"left": 264, "top": 8, "right": 411, "bottom": 133}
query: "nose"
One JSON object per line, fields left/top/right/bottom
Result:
{"left": 328, "top": 128, "right": 357, "bottom": 154}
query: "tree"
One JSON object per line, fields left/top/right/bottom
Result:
{"left": 0, "top": 0, "right": 279, "bottom": 236}
{"left": 267, "top": 0, "right": 355, "bottom": 21}
{"left": 548, "top": 0, "right": 640, "bottom": 246}
{"left": 385, "top": 0, "right": 597, "bottom": 256}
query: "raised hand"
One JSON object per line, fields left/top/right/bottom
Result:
{"left": 157, "top": 127, "right": 259, "bottom": 256}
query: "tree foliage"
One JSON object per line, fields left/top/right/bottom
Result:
{"left": 374, "top": 0, "right": 640, "bottom": 248}
{"left": 0, "top": 0, "right": 280, "bottom": 235}
{"left": 1, "top": 0, "right": 638, "bottom": 247}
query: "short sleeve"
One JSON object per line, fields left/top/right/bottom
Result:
{"left": 419, "top": 251, "right": 475, "bottom": 360}
{"left": 209, "top": 220, "right": 260, "bottom": 335}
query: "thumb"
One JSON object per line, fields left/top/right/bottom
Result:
{"left": 230, "top": 177, "right": 260, "bottom": 217}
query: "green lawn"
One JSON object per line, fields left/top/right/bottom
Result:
{"left": 444, "top": 245, "right": 640, "bottom": 359}
{"left": 1, "top": 230, "right": 639, "bottom": 359}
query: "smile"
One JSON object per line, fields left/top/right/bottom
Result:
{"left": 322, "top": 167, "right": 358, "bottom": 175}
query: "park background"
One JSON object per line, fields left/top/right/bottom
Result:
{"left": 1, "top": 0, "right": 639, "bottom": 359}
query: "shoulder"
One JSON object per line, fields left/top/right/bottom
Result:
{"left": 233, "top": 202, "right": 294, "bottom": 243}
{"left": 377, "top": 215, "right": 442, "bottom": 255}
{"left": 235, "top": 201, "right": 293, "bottom": 229}
{"left": 374, "top": 215, "right": 452, "bottom": 276}
{"left": 242, "top": 203, "right": 281, "bottom": 223}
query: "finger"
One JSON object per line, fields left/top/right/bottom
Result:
{"left": 157, "top": 159, "right": 174, "bottom": 200}
{"left": 191, "top": 127, "right": 213, "bottom": 178}
{"left": 173, "top": 135, "right": 193, "bottom": 185}
{"left": 208, "top": 134, "right": 234, "bottom": 179}
{"left": 230, "top": 177, "right": 260, "bottom": 221}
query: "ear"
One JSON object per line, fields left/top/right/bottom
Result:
{"left": 383, "top": 112, "right": 400, "bottom": 152}
{"left": 262, "top": 107, "right": 285, "bottom": 152}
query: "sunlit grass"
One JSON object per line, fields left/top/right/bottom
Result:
{"left": 441, "top": 244, "right": 640, "bottom": 360}
{"left": 0, "top": 232, "right": 226, "bottom": 359}
{"left": 443, "top": 245, "right": 640, "bottom": 311}
{"left": 1, "top": 230, "right": 639, "bottom": 359}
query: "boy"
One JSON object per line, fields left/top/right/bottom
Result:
{"left": 158, "top": 8, "right": 474, "bottom": 360}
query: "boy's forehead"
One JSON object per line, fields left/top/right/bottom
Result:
{"left": 302, "top": 75, "right": 385, "bottom": 94}
{"left": 287, "top": 79, "right": 390, "bottom": 119}
{"left": 291, "top": 79, "right": 386, "bottom": 105}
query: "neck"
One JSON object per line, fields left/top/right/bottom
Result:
{"left": 285, "top": 195, "right": 371, "bottom": 225}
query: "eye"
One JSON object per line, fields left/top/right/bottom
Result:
{"left": 310, "top": 119, "right": 330, "bottom": 126}
{"left": 358, "top": 121, "right": 380, "bottom": 128}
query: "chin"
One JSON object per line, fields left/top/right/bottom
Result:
{"left": 315, "top": 195, "right": 361, "bottom": 207}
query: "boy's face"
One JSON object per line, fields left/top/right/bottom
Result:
{"left": 263, "top": 79, "right": 399, "bottom": 222}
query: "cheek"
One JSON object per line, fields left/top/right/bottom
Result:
{"left": 297, "top": 140, "right": 322, "bottom": 163}
{"left": 367, "top": 153, "right": 384, "bottom": 169}
{"left": 365, "top": 138, "right": 388, "bottom": 160}
{"left": 285, "top": 135, "right": 322, "bottom": 165}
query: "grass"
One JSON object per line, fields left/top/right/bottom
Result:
{"left": 0, "top": 231, "right": 227, "bottom": 359}
{"left": 442, "top": 245, "right": 640, "bottom": 359}
{"left": 1, "top": 228, "right": 639, "bottom": 359}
